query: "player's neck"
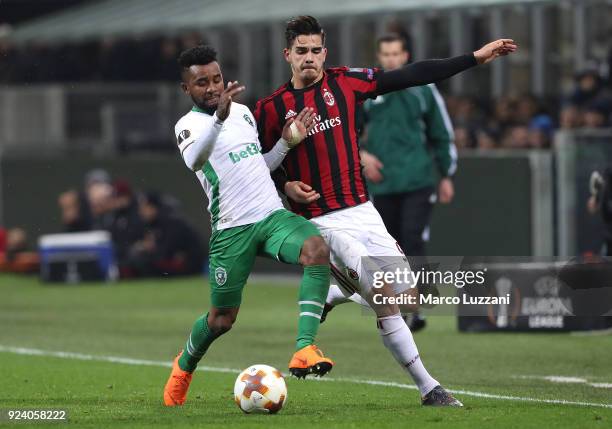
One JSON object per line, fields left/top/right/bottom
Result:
{"left": 291, "top": 72, "right": 323, "bottom": 90}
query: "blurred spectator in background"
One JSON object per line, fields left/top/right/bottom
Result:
{"left": 475, "top": 128, "right": 498, "bottom": 150}
{"left": 588, "top": 169, "right": 612, "bottom": 256}
{"left": 559, "top": 104, "right": 583, "bottom": 129}
{"left": 157, "top": 37, "right": 180, "bottom": 81}
{"left": 501, "top": 125, "right": 530, "bottom": 149}
{"left": 58, "top": 190, "right": 92, "bottom": 232}
{"left": 125, "top": 192, "right": 204, "bottom": 278}
{"left": 108, "top": 179, "right": 145, "bottom": 268}
{"left": 57, "top": 169, "right": 204, "bottom": 279}
{"left": 85, "top": 169, "right": 115, "bottom": 230}
{"left": 583, "top": 101, "right": 609, "bottom": 128}
{"left": 570, "top": 69, "right": 607, "bottom": 108}
{"left": 0, "top": 227, "right": 39, "bottom": 273}
{"left": 528, "top": 114, "right": 555, "bottom": 149}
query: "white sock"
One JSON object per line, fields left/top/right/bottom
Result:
{"left": 377, "top": 313, "right": 439, "bottom": 396}
{"left": 348, "top": 293, "right": 369, "bottom": 307}
{"left": 326, "top": 283, "right": 353, "bottom": 306}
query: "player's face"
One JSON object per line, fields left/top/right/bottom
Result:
{"left": 377, "top": 41, "right": 409, "bottom": 71}
{"left": 284, "top": 34, "right": 327, "bottom": 85}
{"left": 181, "top": 62, "right": 225, "bottom": 110}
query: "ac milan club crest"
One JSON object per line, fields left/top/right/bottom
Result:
{"left": 323, "top": 88, "right": 335, "bottom": 106}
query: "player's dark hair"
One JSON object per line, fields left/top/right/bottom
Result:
{"left": 377, "top": 34, "right": 408, "bottom": 52}
{"left": 178, "top": 45, "right": 217, "bottom": 70}
{"left": 285, "top": 15, "right": 325, "bottom": 48}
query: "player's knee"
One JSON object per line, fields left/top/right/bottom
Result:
{"left": 299, "top": 236, "right": 329, "bottom": 266}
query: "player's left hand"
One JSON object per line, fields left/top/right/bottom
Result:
{"left": 284, "top": 181, "right": 320, "bottom": 204}
{"left": 473, "top": 39, "right": 517, "bottom": 64}
{"left": 438, "top": 178, "right": 454, "bottom": 204}
{"left": 282, "top": 107, "right": 316, "bottom": 148}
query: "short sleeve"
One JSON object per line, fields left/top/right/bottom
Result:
{"left": 175, "top": 116, "right": 205, "bottom": 158}
{"left": 342, "top": 67, "right": 383, "bottom": 101}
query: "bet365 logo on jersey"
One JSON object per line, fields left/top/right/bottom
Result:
{"left": 229, "top": 143, "right": 261, "bottom": 163}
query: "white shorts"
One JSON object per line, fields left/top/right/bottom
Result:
{"left": 310, "top": 201, "right": 412, "bottom": 297}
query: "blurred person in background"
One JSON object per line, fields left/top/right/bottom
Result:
{"left": 583, "top": 102, "right": 609, "bottom": 128}
{"left": 0, "top": 227, "right": 39, "bottom": 273}
{"left": 527, "top": 114, "right": 554, "bottom": 149}
{"left": 359, "top": 33, "right": 458, "bottom": 331}
{"left": 58, "top": 190, "right": 92, "bottom": 232}
{"left": 588, "top": 169, "right": 612, "bottom": 256}
{"left": 570, "top": 69, "right": 607, "bottom": 108}
{"left": 475, "top": 128, "right": 499, "bottom": 150}
{"left": 0, "top": 32, "right": 18, "bottom": 82}
{"left": 501, "top": 125, "right": 530, "bottom": 149}
{"left": 57, "top": 169, "right": 111, "bottom": 233}
{"left": 157, "top": 37, "right": 180, "bottom": 81}
{"left": 87, "top": 178, "right": 115, "bottom": 230}
{"left": 125, "top": 192, "right": 204, "bottom": 278}
{"left": 453, "top": 126, "right": 476, "bottom": 150}
{"left": 108, "top": 179, "right": 145, "bottom": 270}
{"left": 489, "top": 96, "right": 516, "bottom": 135}
{"left": 559, "top": 104, "right": 583, "bottom": 129}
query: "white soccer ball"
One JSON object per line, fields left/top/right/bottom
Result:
{"left": 233, "top": 364, "right": 287, "bottom": 414}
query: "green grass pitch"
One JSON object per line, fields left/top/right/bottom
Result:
{"left": 1, "top": 274, "right": 611, "bottom": 428}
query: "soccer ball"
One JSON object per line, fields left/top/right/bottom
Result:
{"left": 233, "top": 364, "right": 287, "bottom": 414}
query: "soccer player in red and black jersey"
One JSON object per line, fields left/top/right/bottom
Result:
{"left": 254, "top": 15, "right": 516, "bottom": 406}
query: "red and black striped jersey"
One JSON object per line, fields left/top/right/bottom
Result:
{"left": 254, "top": 66, "right": 382, "bottom": 219}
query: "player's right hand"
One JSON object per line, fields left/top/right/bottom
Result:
{"left": 282, "top": 107, "right": 316, "bottom": 148}
{"left": 216, "top": 81, "right": 246, "bottom": 121}
{"left": 284, "top": 181, "right": 320, "bottom": 204}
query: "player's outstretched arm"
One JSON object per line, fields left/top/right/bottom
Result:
{"left": 262, "top": 107, "right": 316, "bottom": 171}
{"left": 376, "top": 39, "right": 517, "bottom": 95}
{"left": 181, "top": 81, "right": 245, "bottom": 171}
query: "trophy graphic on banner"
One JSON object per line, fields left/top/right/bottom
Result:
{"left": 494, "top": 277, "right": 513, "bottom": 328}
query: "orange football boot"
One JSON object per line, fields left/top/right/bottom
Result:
{"left": 288, "top": 345, "right": 334, "bottom": 378}
{"left": 163, "top": 351, "right": 193, "bottom": 406}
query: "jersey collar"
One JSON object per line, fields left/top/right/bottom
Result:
{"left": 191, "top": 105, "right": 216, "bottom": 115}
{"left": 287, "top": 72, "right": 326, "bottom": 93}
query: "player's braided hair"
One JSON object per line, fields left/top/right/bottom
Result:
{"left": 178, "top": 45, "right": 217, "bottom": 69}
{"left": 285, "top": 15, "right": 325, "bottom": 48}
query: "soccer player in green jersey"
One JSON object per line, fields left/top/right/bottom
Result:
{"left": 163, "top": 45, "right": 334, "bottom": 407}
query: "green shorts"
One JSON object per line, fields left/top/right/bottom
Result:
{"left": 208, "top": 209, "right": 320, "bottom": 308}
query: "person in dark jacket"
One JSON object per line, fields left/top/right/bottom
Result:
{"left": 126, "top": 192, "right": 205, "bottom": 277}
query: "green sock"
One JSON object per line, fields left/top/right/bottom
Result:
{"left": 178, "top": 313, "right": 218, "bottom": 373}
{"left": 296, "top": 265, "right": 330, "bottom": 350}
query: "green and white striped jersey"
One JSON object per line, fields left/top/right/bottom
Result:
{"left": 174, "top": 103, "right": 283, "bottom": 230}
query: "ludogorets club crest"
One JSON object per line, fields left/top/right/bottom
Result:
{"left": 215, "top": 267, "right": 227, "bottom": 286}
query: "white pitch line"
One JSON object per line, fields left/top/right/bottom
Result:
{"left": 514, "top": 375, "right": 612, "bottom": 389}
{"left": 1, "top": 345, "right": 611, "bottom": 410}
